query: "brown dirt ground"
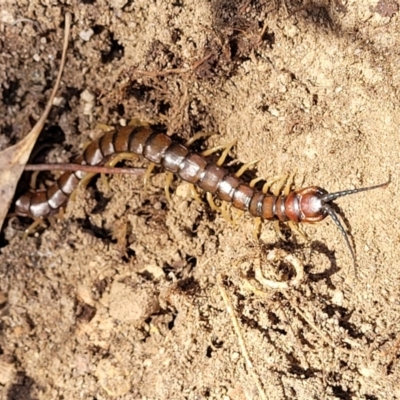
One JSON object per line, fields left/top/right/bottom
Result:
{"left": 1, "top": 1, "right": 400, "bottom": 399}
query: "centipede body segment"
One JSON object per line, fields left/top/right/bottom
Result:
{"left": 15, "top": 123, "right": 389, "bottom": 263}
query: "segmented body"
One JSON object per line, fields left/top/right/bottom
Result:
{"left": 15, "top": 125, "right": 327, "bottom": 223}
{"left": 16, "top": 123, "right": 389, "bottom": 266}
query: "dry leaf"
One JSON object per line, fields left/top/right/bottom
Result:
{"left": 0, "top": 13, "right": 71, "bottom": 232}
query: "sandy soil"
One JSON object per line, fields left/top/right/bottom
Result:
{"left": 1, "top": 1, "right": 400, "bottom": 399}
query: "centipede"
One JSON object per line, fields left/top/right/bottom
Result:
{"left": 15, "top": 123, "right": 388, "bottom": 263}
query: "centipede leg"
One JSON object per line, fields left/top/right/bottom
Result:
{"left": 234, "top": 159, "right": 260, "bottom": 178}
{"left": 253, "top": 217, "right": 262, "bottom": 239}
{"left": 128, "top": 118, "right": 150, "bottom": 128}
{"left": 164, "top": 172, "right": 174, "bottom": 204}
{"left": 288, "top": 221, "right": 308, "bottom": 240}
{"left": 252, "top": 173, "right": 287, "bottom": 236}
{"left": 23, "top": 218, "right": 47, "bottom": 238}
{"left": 52, "top": 206, "right": 65, "bottom": 222}
{"left": 284, "top": 172, "right": 308, "bottom": 240}
{"left": 77, "top": 152, "right": 141, "bottom": 198}
{"left": 100, "top": 173, "right": 113, "bottom": 193}
{"left": 189, "top": 138, "right": 238, "bottom": 216}
{"left": 231, "top": 207, "right": 244, "bottom": 223}
{"left": 185, "top": 131, "right": 214, "bottom": 147}
{"left": 206, "top": 140, "right": 240, "bottom": 222}
{"left": 189, "top": 184, "right": 203, "bottom": 204}
{"left": 95, "top": 120, "right": 146, "bottom": 191}
{"left": 249, "top": 177, "right": 265, "bottom": 237}
{"left": 268, "top": 175, "right": 289, "bottom": 196}
{"left": 106, "top": 152, "right": 140, "bottom": 169}
{"left": 273, "top": 220, "right": 286, "bottom": 241}
{"left": 188, "top": 138, "right": 239, "bottom": 217}
{"left": 184, "top": 132, "right": 217, "bottom": 205}
{"left": 200, "top": 140, "right": 237, "bottom": 166}
{"left": 260, "top": 175, "right": 289, "bottom": 240}
{"left": 250, "top": 177, "right": 264, "bottom": 188}
{"left": 143, "top": 162, "right": 156, "bottom": 190}
{"left": 206, "top": 141, "right": 248, "bottom": 221}
{"left": 233, "top": 159, "right": 261, "bottom": 229}
{"left": 283, "top": 171, "right": 296, "bottom": 196}
{"left": 186, "top": 132, "right": 219, "bottom": 204}
{"left": 30, "top": 170, "right": 41, "bottom": 190}
{"left": 206, "top": 192, "right": 220, "bottom": 212}
{"left": 77, "top": 172, "right": 95, "bottom": 192}
{"left": 220, "top": 201, "right": 233, "bottom": 223}
{"left": 48, "top": 210, "right": 63, "bottom": 228}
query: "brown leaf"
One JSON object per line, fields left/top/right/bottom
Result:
{"left": 0, "top": 13, "right": 71, "bottom": 232}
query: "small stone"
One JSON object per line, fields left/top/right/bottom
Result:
{"left": 331, "top": 290, "right": 344, "bottom": 306}
{"left": 0, "top": 291, "right": 7, "bottom": 307}
{"left": 110, "top": 0, "right": 128, "bottom": 8}
{"left": 175, "top": 182, "right": 191, "bottom": 198}
{"left": 79, "top": 28, "right": 94, "bottom": 42}
{"left": 139, "top": 264, "right": 164, "bottom": 280}
{"left": 8, "top": 289, "right": 21, "bottom": 306}
{"left": 0, "top": 359, "right": 15, "bottom": 385}
{"left": 83, "top": 103, "right": 94, "bottom": 116}
{"left": 80, "top": 89, "right": 95, "bottom": 103}
{"left": 143, "top": 359, "right": 152, "bottom": 367}
{"left": 0, "top": 10, "right": 15, "bottom": 24}
{"left": 359, "top": 365, "right": 374, "bottom": 377}
{"left": 95, "top": 359, "right": 131, "bottom": 396}
{"left": 303, "top": 98, "right": 311, "bottom": 109}
{"left": 109, "top": 281, "right": 159, "bottom": 324}
{"left": 268, "top": 107, "right": 280, "bottom": 117}
{"left": 77, "top": 285, "right": 95, "bottom": 307}
{"left": 52, "top": 96, "right": 65, "bottom": 107}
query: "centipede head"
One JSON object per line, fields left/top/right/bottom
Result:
{"left": 295, "top": 180, "right": 390, "bottom": 265}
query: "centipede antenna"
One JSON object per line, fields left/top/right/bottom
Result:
{"left": 322, "top": 205, "right": 356, "bottom": 268}
{"left": 321, "top": 180, "right": 390, "bottom": 203}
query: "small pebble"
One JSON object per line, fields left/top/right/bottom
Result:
{"left": 79, "top": 28, "right": 94, "bottom": 42}
{"left": 80, "top": 89, "right": 95, "bottom": 103}
{"left": 331, "top": 290, "right": 344, "bottom": 306}
{"left": 111, "top": 0, "right": 128, "bottom": 8}
{"left": 0, "top": 10, "right": 15, "bottom": 24}
{"left": 52, "top": 96, "right": 65, "bottom": 107}
{"left": 269, "top": 107, "right": 280, "bottom": 117}
{"left": 0, "top": 360, "right": 15, "bottom": 385}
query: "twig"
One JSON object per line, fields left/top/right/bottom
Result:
{"left": 11, "top": 18, "right": 42, "bottom": 32}
{"left": 217, "top": 275, "right": 268, "bottom": 400}
{"left": 133, "top": 67, "right": 191, "bottom": 77}
{"left": 133, "top": 53, "right": 213, "bottom": 77}
{"left": 24, "top": 163, "right": 145, "bottom": 175}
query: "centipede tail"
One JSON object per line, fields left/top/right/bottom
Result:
{"left": 15, "top": 124, "right": 389, "bottom": 262}
{"left": 15, "top": 125, "right": 153, "bottom": 218}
